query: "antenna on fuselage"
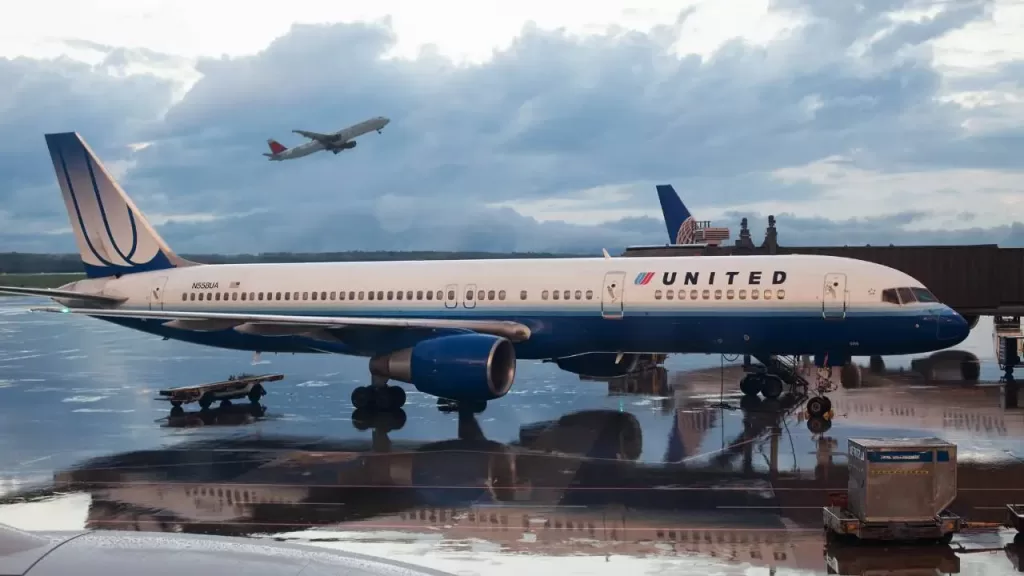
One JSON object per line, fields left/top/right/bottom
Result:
{"left": 602, "top": 248, "right": 611, "bottom": 259}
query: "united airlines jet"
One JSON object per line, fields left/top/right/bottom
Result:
{"left": 0, "top": 133, "right": 970, "bottom": 415}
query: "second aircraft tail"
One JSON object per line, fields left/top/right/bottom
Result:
{"left": 655, "top": 184, "right": 697, "bottom": 245}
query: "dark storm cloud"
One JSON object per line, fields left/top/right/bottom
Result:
{"left": 0, "top": 0, "right": 1019, "bottom": 255}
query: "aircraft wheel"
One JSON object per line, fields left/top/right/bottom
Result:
{"left": 739, "top": 394, "right": 762, "bottom": 411}
{"left": 761, "top": 375, "right": 784, "bottom": 399}
{"left": 373, "top": 386, "right": 395, "bottom": 410}
{"left": 351, "top": 409, "right": 373, "bottom": 431}
{"left": 740, "top": 375, "right": 762, "bottom": 396}
{"left": 351, "top": 386, "right": 373, "bottom": 410}
{"left": 169, "top": 406, "right": 184, "bottom": 418}
{"left": 388, "top": 386, "right": 407, "bottom": 408}
{"left": 960, "top": 360, "right": 980, "bottom": 382}
{"left": 219, "top": 399, "right": 232, "bottom": 410}
{"left": 807, "top": 396, "right": 832, "bottom": 418}
{"left": 807, "top": 416, "right": 832, "bottom": 435}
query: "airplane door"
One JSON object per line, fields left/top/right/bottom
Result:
{"left": 601, "top": 272, "right": 626, "bottom": 319}
{"left": 822, "top": 273, "right": 847, "bottom": 319}
{"left": 444, "top": 284, "right": 458, "bottom": 309}
{"left": 148, "top": 276, "right": 169, "bottom": 311}
{"left": 462, "top": 284, "right": 477, "bottom": 309}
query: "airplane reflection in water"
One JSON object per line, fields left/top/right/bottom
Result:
{"left": 6, "top": 397, "right": 1021, "bottom": 575}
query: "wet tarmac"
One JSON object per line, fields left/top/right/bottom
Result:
{"left": 0, "top": 297, "right": 1022, "bottom": 575}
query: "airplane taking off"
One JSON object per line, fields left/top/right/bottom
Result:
{"left": 0, "top": 133, "right": 970, "bottom": 417}
{"left": 263, "top": 116, "right": 389, "bottom": 161}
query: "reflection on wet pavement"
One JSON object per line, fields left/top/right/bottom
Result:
{"left": 0, "top": 297, "right": 1022, "bottom": 575}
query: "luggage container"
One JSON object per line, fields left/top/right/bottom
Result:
{"left": 823, "top": 438, "right": 964, "bottom": 542}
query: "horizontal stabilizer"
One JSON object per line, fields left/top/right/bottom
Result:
{"left": 0, "top": 286, "right": 126, "bottom": 304}
{"left": 32, "top": 307, "right": 532, "bottom": 342}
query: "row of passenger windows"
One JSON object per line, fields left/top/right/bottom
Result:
{"left": 182, "top": 289, "right": 525, "bottom": 302}
{"left": 181, "top": 287, "right": 785, "bottom": 302}
{"left": 655, "top": 288, "right": 786, "bottom": 301}
{"left": 881, "top": 287, "right": 937, "bottom": 305}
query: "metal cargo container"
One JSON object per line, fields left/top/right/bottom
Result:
{"left": 847, "top": 438, "right": 957, "bottom": 523}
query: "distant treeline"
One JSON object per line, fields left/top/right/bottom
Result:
{"left": 0, "top": 251, "right": 587, "bottom": 274}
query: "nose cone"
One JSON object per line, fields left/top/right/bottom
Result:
{"left": 938, "top": 307, "right": 970, "bottom": 345}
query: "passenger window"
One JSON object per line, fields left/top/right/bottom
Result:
{"left": 302, "top": 292, "right": 308, "bottom": 300}
{"left": 284, "top": 292, "right": 290, "bottom": 301}
{"left": 777, "top": 289, "right": 785, "bottom": 300}
{"left": 702, "top": 290, "right": 710, "bottom": 300}
{"left": 542, "top": 290, "right": 549, "bottom": 300}
{"left": 190, "top": 293, "right": 196, "bottom": 301}
{"left": 466, "top": 290, "right": 474, "bottom": 300}
{"left": 321, "top": 291, "right": 327, "bottom": 300}
{"left": 911, "top": 287, "right": 937, "bottom": 303}
{"left": 357, "top": 291, "right": 363, "bottom": 300}
{"left": 241, "top": 292, "right": 247, "bottom": 301}
{"left": 339, "top": 292, "right": 346, "bottom": 301}
{"left": 751, "top": 290, "right": 759, "bottom": 300}
{"left": 655, "top": 290, "right": 663, "bottom": 300}
{"left": 376, "top": 291, "right": 383, "bottom": 300}
{"left": 406, "top": 291, "right": 412, "bottom": 300}
{"left": 678, "top": 289, "right": 685, "bottom": 300}
{"left": 764, "top": 290, "right": 773, "bottom": 300}
{"left": 690, "top": 290, "right": 698, "bottom": 300}
{"left": 417, "top": 290, "right": 424, "bottom": 300}
{"left": 573, "top": 290, "right": 581, "bottom": 300}
{"left": 447, "top": 290, "right": 455, "bottom": 300}
{"left": 488, "top": 290, "right": 495, "bottom": 300}
{"left": 739, "top": 289, "right": 747, "bottom": 300}
{"left": 521, "top": 290, "right": 528, "bottom": 300}
{"left": 499, "top": 290, "right": 506, "bottom": 301}
{"left": 726, "top": 289, "right": 734, "bottom": 300}
{"left": 586, "top": 290, "right": 594, "bottom": 300}
{"left": 330, "top": 291, "right": 336, "bottom": 300}
{"left": 436, "top": 290, "right": 443, "bottom": 300}
{"left": 882, "top": 289, "right": 899, "bottom": 304}
{"left": 293, "top": 292, "right": 299, "bottom": 300}
{"left": 249, "top": 292, "right": 254, "bottom": 300}
{"left": 666, "top": 289, "right": 673, "bottom": 300}
{"left": 396, "top": 291, "right": 403, "bottom": 300}
{"left": 387, "top": 291, "right": 393, "bottom": 300}
{"left": 311, "top": 292, "right": 318, "bottom": 301}
{"left": 714, "top": 290, "right": 722, "bottom": 300}
{"left": 275, "top": 292, "right": 282, "bottom": 300}
{"left": 258, "top": 293, "right": 264, "bottom": 301}
{"left": 182, "top": 293, "right": 187, "bottom": 301}
{"left": 563, "top": 290, "right": 570, "bottom": 300}
{"left": 553, "top": 290, "right": 560, "bottom": 300}
{"left": 368, "top": 292, "right": 375, "bottom": 301}
{"left": 897, "top": 287, "right": 915, "bottom": 303}
{"left": 478, "top": 290, "right": 485, "bottom": 300}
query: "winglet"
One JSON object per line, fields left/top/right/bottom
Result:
{"left": 602, "top": 248, "right": 611, "bottom": 259}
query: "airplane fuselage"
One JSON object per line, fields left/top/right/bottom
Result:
{"left": 60, "top": 254, "right": 969, "bottom": 360}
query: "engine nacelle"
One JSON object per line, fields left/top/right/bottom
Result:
{"left": 369, "top": 334, "right": 516, "bottom": 402}
{"left": 341, "top": 140, "right": 357, "bottom": 149}
{"left": 554, "top": 352, "right": 641, "bottom": 378}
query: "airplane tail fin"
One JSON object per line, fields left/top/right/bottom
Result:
{"left": 267, "top": 139, "right": 287, "bottom": 155}
{"left": 44, "top": 132, "right": 198, "bottom": 279}
{"left": 655, "top": 184, "right": 697, "bottom": 245}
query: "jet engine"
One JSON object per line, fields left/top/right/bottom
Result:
{"left": 554, "top": 352, "right": 641, "bottom": 378}
{"left": 369, "top": 334, "right": 516, "bottom": 402}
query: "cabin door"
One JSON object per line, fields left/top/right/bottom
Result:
{"left": 601, "top": 272, "right": 626, "bottom": 319}
{"left": 443, "top": 284, "right": 458, "bottom": 309}
{"left": 822, "top": 273, "right": 847, "bottom": 320}
{"left": 462, "top": 284, "right": 477, "bottom": 309}
{"left": 148, "top": 276, "right": 169, "bottom": 310}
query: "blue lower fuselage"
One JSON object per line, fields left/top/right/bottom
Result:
{"left": 98, "top": 304, "right": 970, "bottom": 360}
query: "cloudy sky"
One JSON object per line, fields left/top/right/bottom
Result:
{"left": 1, "top": 0, "right": 1023, "bottom": 254}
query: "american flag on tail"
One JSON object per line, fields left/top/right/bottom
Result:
{"left": 674, "top": 216, "right": 697, "bottom": 245}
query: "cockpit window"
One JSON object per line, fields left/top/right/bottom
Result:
{"left": 911, "top": 287, "right": 937, "bottom": 303}
{"left": 881, "top": 289, "right": 900, "bottom": 305}
{"left": 897, "top": 287, "right": 915, "bottom": 304}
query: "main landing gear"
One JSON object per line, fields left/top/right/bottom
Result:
{"left": 351, "top": 375, "right": 407, "bottom": 411}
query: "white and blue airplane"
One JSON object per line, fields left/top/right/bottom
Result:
{"left": 0, "top": 133, "right": 970, "bottom": 415}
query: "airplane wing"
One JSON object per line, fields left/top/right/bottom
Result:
{"left": 31, "top": 307, "right": 532, "bottom": 342}
{"left": 292, "top": 130, "right": 337, "bottom": 144}
{"left": 0, "top": 286, "right": 125, "bottom": 304}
